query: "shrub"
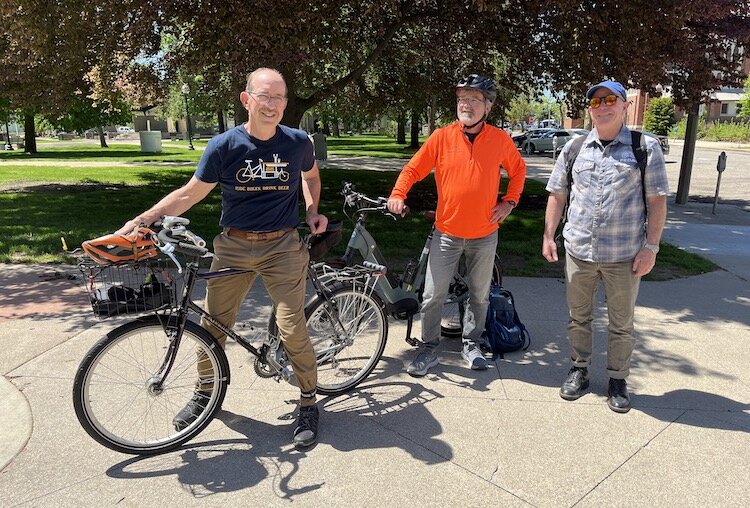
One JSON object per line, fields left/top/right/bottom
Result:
{"left": 702, "top": 121, "right": 750, "bottom": 142}
{"left": 643, "top": 97, "right": 675, "bottom": 135}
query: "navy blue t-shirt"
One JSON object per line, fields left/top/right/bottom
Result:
{"left": 194, "top": 125, "right": 314, "bottom": 231}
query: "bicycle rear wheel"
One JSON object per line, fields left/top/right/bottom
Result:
{"left": 269, "top": 285, "right": 388, "bottom": 395}
{"left": 72, "top": 317, "right": 230, "bottom": 455}
{"left": 441, "top": 254, "right": 502, "bottom": 338}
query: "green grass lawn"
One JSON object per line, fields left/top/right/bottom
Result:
{"left": 0, "top": 136, "right": 717, "bottom": 280}
{"left": 328, "top": 134, "right": 423, "bottom": 158}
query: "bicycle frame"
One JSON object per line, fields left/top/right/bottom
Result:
{"left": 339, "top": 202, "right": 471, "bottom": 347}
{"left": 150, "top": 253, "right": 365, "bottom": 389}
{"left": 342, "top": 217, "right": 430, "bottom": 308}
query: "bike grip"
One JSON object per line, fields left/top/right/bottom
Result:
{"left": 363, "top": 261, "right": 387, "bottom": 273}
{"left": 176, "top": 241, "right": 209, "bottom": 257}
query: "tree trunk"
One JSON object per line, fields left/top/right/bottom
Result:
{"left": 217, "top": 110, "right": 226, "bottom": 133}
{"left": 23, "top": 112, "right": 36, "bottom": 153}
{"left": 234, "top": 95, "right": 248, "bottom": 126}
{"left": 282, "top": 96, "right": 308, "bottom": 129}
{"left": 410, "top": 109, "right": 421, "bottom": 149}
{"left": 97, "top": 125, "right": 108, "bottom": 148}
{"left": 675, "top": 103, "right": 700, "bottom": 204}
{"left": 331, "top": 117, "right": 340, "bottom": 137}
{"left": 428, "top": 97, "right": 438, "bottom": 133}
{"left": 396, "top": 113, "right": 406, "bottom": 144}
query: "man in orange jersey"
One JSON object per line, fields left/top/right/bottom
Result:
{"left": 387, "top": 74, "right": 526, "bottom": 376}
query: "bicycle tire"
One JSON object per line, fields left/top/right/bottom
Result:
{"left": 268, "top": 284, "right": 388, "bottom": 396}
{"left": 441, "top": 254, "right": 502, "bottom": 338}
{"left": 72, "top": 316, "right": 230, "bottom": 455}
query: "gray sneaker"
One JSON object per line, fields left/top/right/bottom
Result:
{"left": 406, "top": 346, "right": 439, "bottom": 377}
{"left": 462, "top": 343, "right": 488, "bottom": 370}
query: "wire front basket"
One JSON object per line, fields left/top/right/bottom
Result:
{"left": 78, "top": 258, "right": 184, "bottom": 319}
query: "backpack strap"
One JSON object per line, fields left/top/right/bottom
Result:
{"left": 556, "top": 134, "right": 586, "bottom": 242}
{"left": 630, "top": 130, "right": 648, "bottom": 211}
{"left": 564, "top": 134, "right": 587, "bottom": 207}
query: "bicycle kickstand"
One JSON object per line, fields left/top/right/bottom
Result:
{"left": 404, "top": 315, "right": 423, "bottom": 348}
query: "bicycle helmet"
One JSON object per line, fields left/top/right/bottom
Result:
{"left": 82, "top": 226, "right": 158, "bottom": 265}
{"left": 456, "top": 74, "right": 496, "bottom": 103}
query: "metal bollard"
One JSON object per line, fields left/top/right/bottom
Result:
{"left": 712, "top": 152, "right": 727, "bottom": 215}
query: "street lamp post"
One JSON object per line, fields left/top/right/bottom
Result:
{"left": 181, "top": 83, "right": 195, "bottom": 150}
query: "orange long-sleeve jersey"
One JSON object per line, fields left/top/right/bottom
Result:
{"left": 390, "top": 121, "right": 527, "bottom": 239}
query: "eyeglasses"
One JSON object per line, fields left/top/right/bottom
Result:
{"left": 456, "top": 97, "right": 485, "bottom": 107}
{"left": 249, "top": 92, "right": 288, "bottom": 106}
{"left": 588, "top": 94, "right": 620, "bottom": 109}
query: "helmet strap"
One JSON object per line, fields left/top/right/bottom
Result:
{"left": 462, "top": 116, "right": 485, "bottom": 132}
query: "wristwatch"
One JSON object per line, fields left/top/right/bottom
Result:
{"left": 504, "top": 199, "right": 517, "bottom": 208}
{"left": 644, "top": 243, "right": 660, "bottom": 254}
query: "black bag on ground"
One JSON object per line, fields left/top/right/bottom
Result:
{"left": 482, "top": 283, "right": 531, "bottom": 359}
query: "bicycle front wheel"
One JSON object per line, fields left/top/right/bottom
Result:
{"left": 72, "top": 317, "right": 230, "bottom": 455}
{"left": 307, "top": 286, "right": 388, "bottom": 395}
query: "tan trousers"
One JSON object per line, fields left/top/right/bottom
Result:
{"left": 565, "top": 254, "right": 641, "bottom": 379}
{"left": 197, "top": 229, "right": 317, "bottom": 405}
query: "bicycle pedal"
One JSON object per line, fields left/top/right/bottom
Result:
{"left": 405, "top": 337, "right": 421, "bottom": 347}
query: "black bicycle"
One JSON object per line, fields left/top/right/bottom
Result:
{"left": 72, "top": 216, "right": 387, "bottom": 455}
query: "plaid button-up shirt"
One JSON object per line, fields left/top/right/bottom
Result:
{"left": 546, "top": 127, "right": 669, "bottom": 263}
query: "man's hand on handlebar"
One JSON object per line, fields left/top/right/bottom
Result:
{"left": 387, "top": 197, "right": 407, "bottom": 217}
{"left": 306, "top": 210, "right": 329, "bottom": 235}
{"left": 115, "top": 217, "right": 148, "bottom": 236}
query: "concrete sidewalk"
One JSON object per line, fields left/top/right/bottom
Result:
{"left": 1, "top": 265, "right": 748, "bottom": 507}
{"left": 1, "top": 151, "right": 749, "bottom": 507}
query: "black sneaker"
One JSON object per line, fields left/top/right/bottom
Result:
{"left": 607, "top": 378, "right": 631, "bottom": 413}
{"left": 293, "top": 405, "right": 320, "bottom": 449}
{"left": 559, "top": 367, "right": 590, "bottom": 401}
{"left": 173, "top": 390, "right": 211, "bottom": 431}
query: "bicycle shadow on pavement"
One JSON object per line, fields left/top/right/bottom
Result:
{"left": 105, "top": 414, "right": 325, "bottom": 500}
{"left": 318, "top": 377, "right": 452, "bottom": 463}
{"left": 104, "top": 374, "right": 453, "bottom": 499}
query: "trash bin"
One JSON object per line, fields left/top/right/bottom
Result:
{"left": 139, "top": 131, "right": 162, "bottom": 153}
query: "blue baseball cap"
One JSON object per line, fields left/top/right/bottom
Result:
{"left": 586, "top": 80, "right": 627, "bottom": 100}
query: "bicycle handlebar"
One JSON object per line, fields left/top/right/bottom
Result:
{"left": 341, "top": 181, "right": 409, "bottom": 218}
{"left": 154, "top": 217, "right": 211, "bottom": 271}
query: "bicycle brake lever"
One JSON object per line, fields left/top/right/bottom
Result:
{"left": 157, "top": 242, "right": 183, "bottom": 273}
{"left": 182, "top": 230, "right": 206, "bottom": 248}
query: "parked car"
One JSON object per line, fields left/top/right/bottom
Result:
{"left": 512, "top": 128, "right": 553, "bottom": 148}
{"left": 522, "top": 129, "right": 589, "bottom": 155}
{"left": 642, "top": 131, "right": 670, "bottom": 154}
{"left": 117, "top": 126, "right": 134, "bottom": 134}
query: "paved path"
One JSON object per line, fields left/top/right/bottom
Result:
{"left": 1, "top": 145, "right": 748, "bottom": 507}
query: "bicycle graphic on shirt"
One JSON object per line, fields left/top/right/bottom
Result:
{"left": 236, "top": 154, "right": 290, "bottom": 183}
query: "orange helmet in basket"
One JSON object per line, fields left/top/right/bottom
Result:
{"left": 82, "top": 226, "right": 158, "bottom": 265}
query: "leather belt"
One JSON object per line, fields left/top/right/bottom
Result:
{"left": 225, "top": 227, "right": 294, "bottom": 241}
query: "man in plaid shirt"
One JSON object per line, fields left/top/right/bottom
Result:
{"left": 542, "top": 80, "right": 668, "bottom": 413}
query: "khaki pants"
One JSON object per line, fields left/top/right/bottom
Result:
{"left": 565, "top": 254, "right": 641, "bottom": 379}
{"left": 197, "top": 229, "right": 317, "bottom": 405}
